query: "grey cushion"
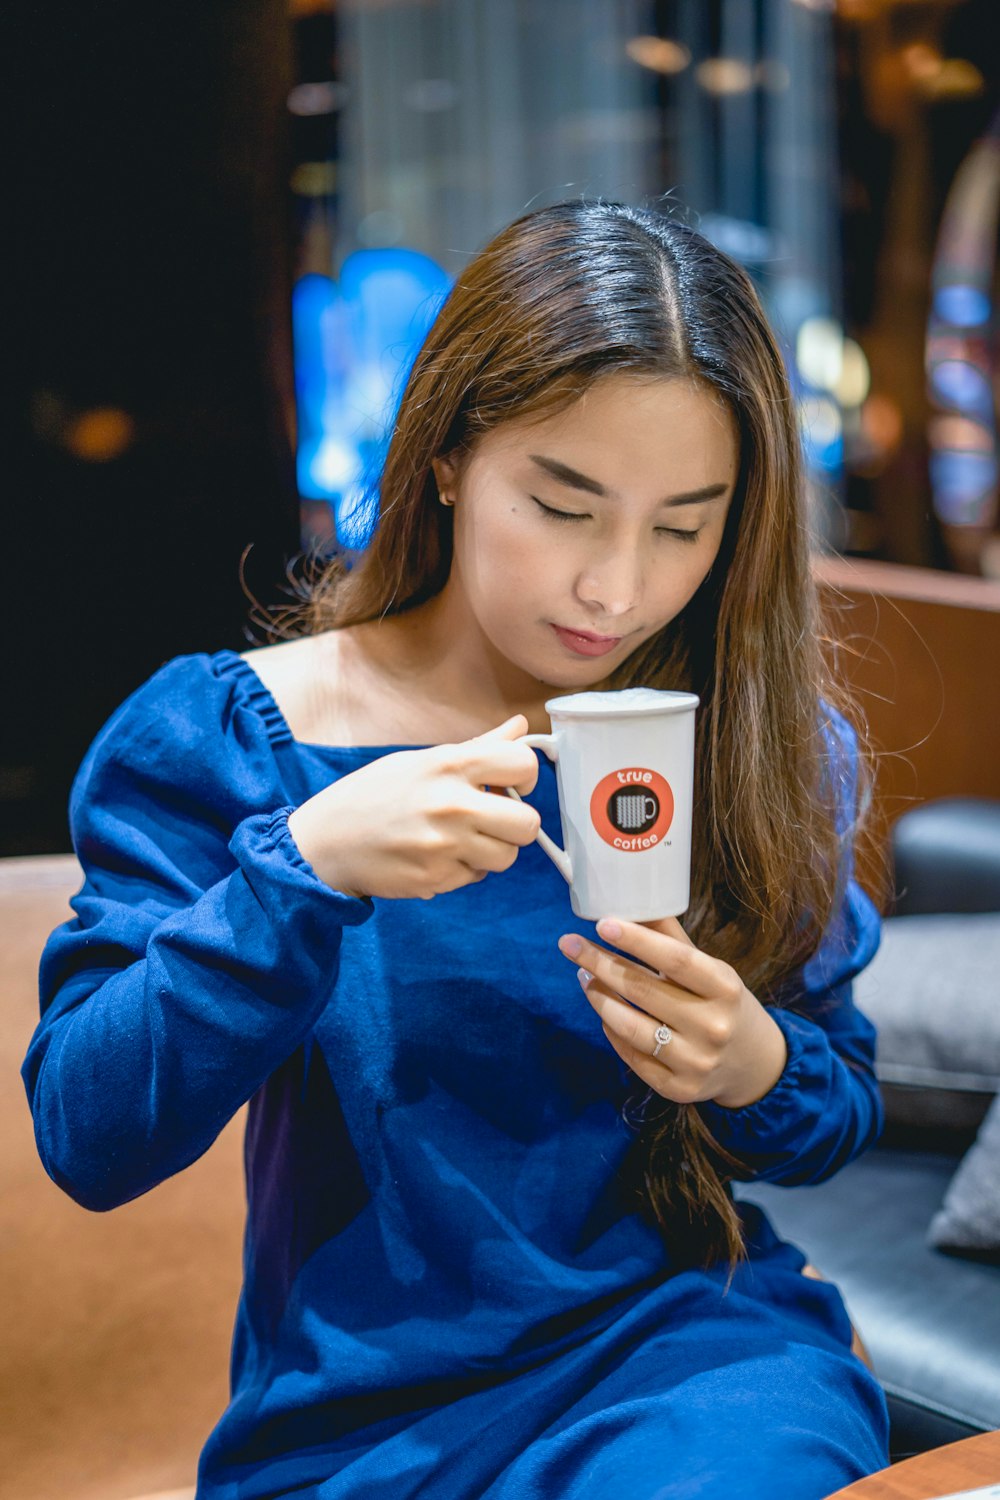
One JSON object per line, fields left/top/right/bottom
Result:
{"left": 853, "top": 912, "right": 1000, "bottom": 1255}
{"left": 929, "top": 1094, "right": 1000, "bottom": 1255}
{"left": 737, "top": 1148, "right": 1000, "bottom": 1444}
{"left": 853, "top": 913, "right": 1000, "bottom": 1112}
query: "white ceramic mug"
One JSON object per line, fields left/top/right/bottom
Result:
{"left": 505, "top": 687, "right": 699, "bottom": 921}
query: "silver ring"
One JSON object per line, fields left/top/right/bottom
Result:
{"left": 652, "top": 1023, "right": 673, "bottom": 1058}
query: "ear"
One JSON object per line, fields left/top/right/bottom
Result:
{"left": 431, "top": 452, "right": 461, "bottom": 495}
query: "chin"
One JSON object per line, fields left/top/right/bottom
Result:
{"left": 498, "top": 625, "right": 630, "bottom": 693}
{"left": 544, "top": 659, "right": 621, "bottom": 691}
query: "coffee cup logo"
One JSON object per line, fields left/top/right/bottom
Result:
{"left": 589, "top": 767, "right": 674, "bottom": 851}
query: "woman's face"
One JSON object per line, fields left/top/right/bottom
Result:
{"left": 432, "top": 372, "right": 740, "bottom": 690}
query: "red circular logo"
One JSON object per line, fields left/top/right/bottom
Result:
{"left": 589, "top": 767, "right": 674, "bottom": 851}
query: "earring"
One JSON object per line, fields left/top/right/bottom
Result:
{"left": 439, "top": 493, "right": 455, "bottom": 507}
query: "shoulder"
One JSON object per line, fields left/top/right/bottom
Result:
{"left": 815, "top": 698, "right": 863, "bottom": 831}
{"left": 818, "top": 699, "right": 858, "bottom": 760}
{"left": 79, "top": 649, "right": 265, "bottom": 761}
{"left": 794, "top": 703, "right": 879, "bottom": 993}
{"left": 70, "top": 648, "right": 292, "bottom": 828}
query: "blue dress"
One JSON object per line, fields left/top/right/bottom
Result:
{"left": 22, "top": 649, "right": 891, "bottom": 1499}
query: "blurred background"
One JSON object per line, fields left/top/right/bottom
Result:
{"left": 5, "top": 0, "right": 1000, "bottom": 856}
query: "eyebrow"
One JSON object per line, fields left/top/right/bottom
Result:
{"left": 528, "top": 454, "right": 730, "bottom": 509}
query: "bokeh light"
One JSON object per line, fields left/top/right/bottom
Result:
{"left": 625, "top": 37, "right": 691, "bottom": 75}
{"left": 833, "top": 339, "right": 871, "bottom": 409}
{"left": 861, "top": 394, "right": 904, "bottom": 457}
{"left": 920, "top": 59, "right": 985, "bottom": 101}
{"left": 64, "top": 408, "right": 136, "bottom": 462}
{"left": 929, "top": 360, "right": 994, "bottom": 422}
{"left": 932, "top": 285, "right": 991, "bottom": 328}
{"left": 695, "top": 58, "right": 754, "bottom": 95}
{"left": 929, "top": 415, "right": 994, "bottom": 452}
{"left": 287, "top": 81, "right": 348, "bottom": 116}
{"left": 929, "top": 451, "right": 999, "bottom": 524}
{"left": 799, "top": 395, "right": 844, "bottom": 472}
{"left": 796, "top": 317, "right": 844, "bottom": 392}
{"left": 292, "top": 248, "right": 452, "bottom": 548}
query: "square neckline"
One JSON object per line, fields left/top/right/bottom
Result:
{"left": 220, "top": 648, "right": 436, "bottom": 758}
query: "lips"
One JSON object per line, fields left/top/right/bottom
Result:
{"left": 555, "top": 626, "right": 621, "bottom": 643}
{"left": 550, "top": 624, "right": 626, "bottom": 657}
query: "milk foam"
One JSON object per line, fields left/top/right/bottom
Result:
{"left": 549, "top": 686, "right": 697, "bottom": 716}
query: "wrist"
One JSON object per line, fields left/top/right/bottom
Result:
{"left": 712, "top": 1005, "right": 788, "bottom": 1110}
{"left": 286, "top": 805, "right": 315, "bottom": 866}
{"left": 287, "top": 804, "right": 365, "bottom": 900}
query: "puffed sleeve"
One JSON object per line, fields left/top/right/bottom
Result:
{"left": 696, "top": 705, "right": 885, "bottom": 1186}
{"left": 20, "top": 653, "right": 374, "bottom": 1212}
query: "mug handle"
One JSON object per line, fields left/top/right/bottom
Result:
{"left": 504, "top": 733, "right": 573, "bottom": 886}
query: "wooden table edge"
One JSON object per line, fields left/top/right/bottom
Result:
{"left": 824, "top": 1429, "right": 1000, "bottom": 1499}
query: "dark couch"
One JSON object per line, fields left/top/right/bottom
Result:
{"left": 736, "top": 798, "right": 1000, "bottom": 1463}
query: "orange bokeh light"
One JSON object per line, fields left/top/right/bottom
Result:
{"left": 65, "top": 408, "right": 136, "bottom": 462}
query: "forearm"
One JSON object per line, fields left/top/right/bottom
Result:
{"left": 23, "top": 808, "right": 372, "bottom": 1210}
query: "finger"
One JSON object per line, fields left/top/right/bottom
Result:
{"left": 597, "top": 1021, "right": 687, "bottom": 1101}
{"left": 456, "top": 734, "right": 540, "bottom": 796}
{"left": 558, "top": 933, "right": 697, "bottom": 1017}
{"left": 469, "top": 789, "right": 542, "bottom": 847}
{"left": 578, "top": 971, "right": 681, "bottom": 1056}
{"left": 472, "top": 713, "right": 529, "bottom": 741}
{"left": 461, "top": 827, "right": 535, "bottom": 871}
{"left": 591, "top": 918, "right": 719, "bottom": 999}
{"left": 439, "top": 862, "right": 493, "bottom": 894}
{"left": 639, "top": 914, "right": 695, "bottom": 947}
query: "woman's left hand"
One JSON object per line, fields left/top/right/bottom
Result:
{"left": 556, "top": 915, "right": 788, "bottom": 1109}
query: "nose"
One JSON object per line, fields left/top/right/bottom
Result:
{"left": 576, "top": 548, "right": 643, "bottom": 623}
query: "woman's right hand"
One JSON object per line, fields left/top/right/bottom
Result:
{"left": 286, "top": 714, "right": 544, "bottom": 900}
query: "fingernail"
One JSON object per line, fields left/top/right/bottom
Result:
{"left": 597, "top": 919, "right": 622, "bottom": 941}
{"left": 559, "top": 934, "right": 583, "bottom": 957}
{"left": 577, "top": 968, "right": 593, "bottom": 989}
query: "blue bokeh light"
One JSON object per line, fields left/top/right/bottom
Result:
{"left": 932, "top": 284, "right": 991, "bottom": 328}
{"left": 292, "top": 248, "right": 452, "bottom": 548}
{"left": 929, "top": 450, "right": 998, "bottom": 525}
{"left": 929, "top": 359, "right": 994, "bottom": 423}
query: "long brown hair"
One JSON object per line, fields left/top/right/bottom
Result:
{"left": 263, "top": 200, "right": 875, "bottom": 1274}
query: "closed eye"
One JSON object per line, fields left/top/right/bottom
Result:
{"left": 531, "top": 497, "right": 702, "bottom": 542}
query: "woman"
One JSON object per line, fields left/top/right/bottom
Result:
{"left": 23, "top": 200, "right": 890, "bottom": 1498}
